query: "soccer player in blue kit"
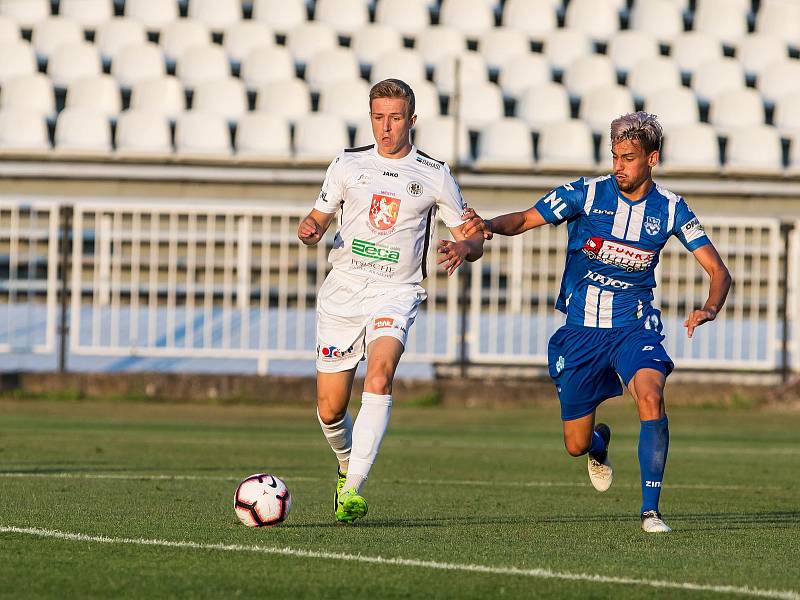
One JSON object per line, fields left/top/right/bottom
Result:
{"left": 462, "top": 112, "right": 731, "bottom": 532}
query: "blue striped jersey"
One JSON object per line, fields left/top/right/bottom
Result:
{"left": 534, "top": 175, "right": 711, "bottom": 328}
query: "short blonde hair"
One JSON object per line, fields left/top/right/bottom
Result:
{"left": 369, "top": 78, "right": 415, "bottom": 118}
{"left": 610, "top": 111, "right": 663, "bottom": 154}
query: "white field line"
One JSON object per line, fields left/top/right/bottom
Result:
{"left": 0, "top": 471, "right": 784, "bottom": 491}
{"left": 1, "top": 525, "right": 797, "bottom": 600}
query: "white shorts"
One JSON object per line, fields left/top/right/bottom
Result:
{"left": 315, "top": 270, "right": 426, "bottom": 373}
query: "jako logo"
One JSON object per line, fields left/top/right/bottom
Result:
{"left": 383, "top": 171, "right": 398, "bottom": 177}
{"left": 374, "top": 317, "right": 394, "bottom": 329}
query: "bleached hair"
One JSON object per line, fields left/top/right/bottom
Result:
{"left": 610, "top": 111, "right": 663, "bottom": 154}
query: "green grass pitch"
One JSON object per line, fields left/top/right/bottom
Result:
{"left": 1, "top": 399, "right": 798, "bottom": 599}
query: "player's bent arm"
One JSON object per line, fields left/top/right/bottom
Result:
{"left": 684, "top": 243, "right": 732, "bottom": 337}
{"left": 297, "top": 208, "right": 336, "bottom": 246}
{"left": 487, "top": 207, "right": 549, "bottom": 237}
{"left": 437, "top": 228, "right": 484, "bottom": 276}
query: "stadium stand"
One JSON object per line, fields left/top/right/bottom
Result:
{"left": 65, "top": 74, "right": 122, "bottom": 118}
{"left": 255, "top": 78, "right": 312, "bottom": 122}
{"left": 0, "top": 107, "right": 50, "bottom": 153}
{"left": 114, "top": 109, "right": 172, "bottom": 157}
{"left": 0, "top": 73, "right": 54, "bottom": 117}
{"left": 129, "top": 75, "right": 185, "bottom": 119}
{"left": 235, "top": 112, "right": 292, "bottom": 161}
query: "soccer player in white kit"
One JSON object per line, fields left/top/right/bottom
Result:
{"left": 297, "top": 79, "right": 485, "bottom": 523}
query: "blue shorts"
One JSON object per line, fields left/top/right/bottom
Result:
{"left": 547, "top": 313, "right": 674, "bottom": 421}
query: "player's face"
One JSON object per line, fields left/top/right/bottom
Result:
{"left": 611, "top": 139, "right": 659, "bottom": 195}
{"left": 370, "top": 97, "right": 416, "bottom": 158}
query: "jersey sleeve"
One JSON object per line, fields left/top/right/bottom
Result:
{"left": 673, "top": 199, "right": 711, "bottom": 251}
{"left": 313, "top": 153, "right": 346, "bottom": 214}
{"left": 437, "top": 164, "right": 468, "bottom": 228}
{"left": 533, "top": 178, "right": 587, "bottom": 225}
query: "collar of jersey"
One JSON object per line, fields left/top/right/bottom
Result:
{"left": 609, "top": 175, "right": 657, "bottom": 206}
{"left": 372, "top": 144, "right": 420, "bottom": 165}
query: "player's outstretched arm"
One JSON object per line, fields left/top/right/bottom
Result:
{"left": 460, "top": 207, "right": 547, "bottom": 240}
{"left": 297, "top": 209, "right": 335, "bottom": 246}
{"left": 437, "top": 227, "right": 484, "bottom": 276}
{"left": 684, "top": 243, "right": 732, "bottom": 338}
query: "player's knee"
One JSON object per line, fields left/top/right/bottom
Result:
{"left": 639, "top": 390, "right": 664, "bottom": 412}
{"left": 317, "top": 401, "right": 346, "bottom": 425}
{"left": 364, "top": 371, "right": 392, "bottom": 395}
{"left": 564, "top": 437, "right": 589, "bottom": 457}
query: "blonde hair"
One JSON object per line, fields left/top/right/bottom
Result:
{"left": 610, "top": 111, "right": 663, "bottom": 154}
{"left": 369, "top": 78, "right": 415, "bottom": 118}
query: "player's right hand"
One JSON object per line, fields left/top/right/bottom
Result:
{"left": 297, "top": 216, "right": 322, "bottom": 245}
{"left": 460, "top": 208, "right": 492, "bottom": 240}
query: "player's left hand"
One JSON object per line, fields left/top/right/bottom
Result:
{"left": 684, "top": 308, "right": 717, "bottom": 338}
{"left": 437, "top": 240, "right": 469, "bottom": 276}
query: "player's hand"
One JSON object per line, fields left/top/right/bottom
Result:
{"left": 297, "top": 216, "right": 322, "bottom": 245}
{"left": 437, "top": 240, "right": 469, "bottom": 276}
{"left": 460, "top": 208, "right": 492, "bottom": 240}
{"left": 684, "top": 308, "right": 717, "bottom": 338}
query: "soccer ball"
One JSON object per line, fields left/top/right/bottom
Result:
{"left": 234, "top": 473, "right": 292, "bottom": 527}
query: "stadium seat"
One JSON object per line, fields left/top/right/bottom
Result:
{"left": 317, "top": 79, "right": 371, "bottom": 126}
{"left": 607, "top": 30, "right": 660, "bottom": 75}
{"left": 111, "top": 42, "right": 165, "bottom": 88}
{"left": 473, "top": 117, "right": 534, "bottom": 170}
{"left": 736, "top": 35, "right": 788, "bottom": 79}
{"left": 371, "top": 49, "right": 427, "bottom": 87}
{"left": 758, "top": 59, "right": 800, "bottom": 105}
{"left": 176, "top": 44, "right": 230, "bottom": 88}
{"left": 95, "top": 18, "right": 147, "bottom": 62}
{"left": 708, "top": 88, "right": 765, "bottom": 134}
{"left": 160, "top": 19, "right": 211, "bottom": 63}
{"left": 304, "top": 47, "right": 361, "bottom": 91}
{"left": 375, "top": 0, "right": 430, "bottom": 39}
{"left": 755, "top": 1, "right": 800, "bottom": 46}
{"left": 439, "top": 0, "right": 494, "bottom": 39}
{"left": 255, "top": 79, "right": 311, "bottom": 122}
{"left": 129, "top": 75, "right": 185, "bottom": 119}
{"left": 175, "top": 111, "right": 231, "bottom": 158}
{"left": 240, "top": 45, "right": 295, "bottom": 89}
{"left": 0, "top": 40, "right": 35, "bottom": 84}
{"left": 565, "top": 0, "right": 619, "bottom": 43}
{"left": 350, "top": 24, "right": 403, "bottom": 67}
{"left": 417, "top": 26, "right": 466, "bottom": 69}
{"left": 187, "top": 0, "right": 241, "bottom": 33}
{"left": 124, "top": 0, "right": 178, "bottom": 31}
{"left": 479, "top": 28, "right": 529, "bottom": 72}
{"left": 32, "top": 17, "right": 83, "bottom": 60}
{"left": 314, "top": 0, "right": 369, "bottom": 36}
{"left": 773, "top": 92, "right": 800, "bottom": 136}
{"left": 223, "top": 21, "right": 274, "bottom": 65}
{"left": 579, "top": 84, "right": 635, "bottom": 134}
{"left": 65, "top": 74, "right": 121, "bottom": 118}
{"left": 563, "top": 55, "right": 617, "bottom": 98}
{"left": 693, "top": 0, "right": 748, "bottom": 46}
{"left": 413, "top": 115, "right": 471, "bottom": 164}
{"left": 191, "top": 77, "right": 247, "bottom": 121}
{"left": 434, "top": 52, "right": 488, "bottom": 95}
{"left": 60, "top": 0, "right": 113, "bottom": 30}
{"left": 457, "top": 81, "right": 504, "bottom": 130}
{"left": 517, "top": 82, "right": 570, "bottom": 129}
{"left": 671, "top": 32, "right": 724, "bottom": 75}
{"left": 0, "top": 107, "right": 50, "bottom": 152}
{"left": 235, "top": 113, "right": 292, "bottom": 161}
{"left": 627, "top": 56, "right": 682, "bottom": 100}
{"left": 0, "top": 15, "right": 18, "bottom": 42}
{"left": 691, "top": 57, "right": 745, "bottom": 104}
{"left": 48, "top": 41, "right": 102, "bottom": 88}
{"left": 660, "top": 123, "right": 719, "bottom": 173}
{"left": 597, "top": 128, "right": 613, "bottom": 165}
{"left": 114, "top": 109, "right": 172, "bottom": 156}
{"left": 498, "top": 53, "right": 551, "bottom": 99}
{"left": 54, "top": 106, "right": 111, "bottom": 153}
{"left": 724, "top": 125, "right": 783, "bottom": 175}
{"left": 293, "top": 113, "right": 349, "bottom": 163}
{"left": 286, "top": 21, "right": 338, "bottom": 65}
{"left": 536, "top": 119, "right": 595, "bottom": 170}
{"left": 628, "top": 0, "right": 683, "bottom": 44}
{"left": 252, "top": 0, "right": 307, "bottom": 35}
{"left": 644, "top": 87, "right": 700, "bottom": 129}
{"left": 354, "top": 116, "right": 375, "bottom": 147}
{"left": 543, "top": 29, "right": 593, "bottom": 72}
{"left": 411, "top": 80, "right": 441, "bottom": 118}
{"left": 501, "top": 0, "right": 557, "bottom": 41}
{"left": 0, "top": 73, "right": 54, "bottom": 116}
{"left": 0, "top": 0, "right": 50, "bottom": 29}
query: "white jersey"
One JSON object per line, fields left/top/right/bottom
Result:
{"left": 314, "top": 144, "right": 467, "bottom": 285}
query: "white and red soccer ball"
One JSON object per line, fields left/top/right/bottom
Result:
{"left": 234, "top": 473, "right": 292, "bottom": 527}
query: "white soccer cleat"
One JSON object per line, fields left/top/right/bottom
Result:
{"left": 587, "top": 423, "right": 613, "bottom": 492}
{"left": 641, "top": 510, "right": 672, "bottom": 533}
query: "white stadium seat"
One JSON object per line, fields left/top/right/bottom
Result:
{"left": 708, "top": 88, "right": 765, "bottom": 133}
{"left": 60, "top": 0, "right": 113, "bottom": 30}
{"left": 607, "top": 30, "right": 660, "bottom": 75}
{"left": 286, "top": 21, "right": 338, "bottom": 65}
{"left": 563, "top": 54, "right": 617, "bottom": 98}
{"left": 502, "top": 0, "right": 557, "bottom": 41}
{"left": 191, "top": 77, "right": 247, "bottom": 121}
{"left": 112, "top": 42, "right": 165, "bottom": 88}
{"left": 758, "top": 59, "right": 800, "bottom": 105}
{"left": 314, "top": 0, "right": 369, "bottom": 36}
{"left": 629, "top": 0, "right": 683, "bottom": 44}
{"left": 32, "top": 17, "right": 83, "bottom": 60}
{"left": 48, "top": 41, "right": 102, "bottom": 88}
{"left": 124, "top": 0, "right": 178, "bottom": 31}
{"left": 474, "top": 117, "right": 534, "bottom": 170}
{"left": 176, "top": 44, "right": 230, "bottom": 88}
{"left": 130, "top": 75, "right": 185, "bottom": 119}
{"left": 96, "top": 18, "right": 147, "bottom": 62}
{"left": 255, "top": 78, "right": 311, "bottom": 122}
{"left": 724, "top": 125, "right": 783, "bottom": 175}
{"left": 0, "top": 15, "right": 18, "bottom": 42}
{"left": 0, "top": 0, "right": 50, "bottom": 29}
{"left": 354, "top": 116, "right": 375, "bottom": 147}
{"left": 457, "top": 81, "right": 504, "bottom": 130}
{"left": 65, "top": 74, "right": 121, "bottom": 117}
{"left": 375, "top": 0, "right": 430, "bottom": 38}
{"left": 736, "top": 35, "right": 788, "bottom": 79}
{"left": 536, "top": 119, "right": 595, "bottom": 170}
{"left": 671, "top": 32, "right": 724, "bottom": 75}
{"left": 350, "top": 24, "right": 403, "bottom": 67}
{"left": 498, "top": 53, "right": 551, "bottom": 99}
{"left": 0, "top": 40, "right": 36, "bottom": 84}
{"left": 565, "top": 0, "right": 619, "bottom": 43}
{"left": 579, "top": 84, "right": 635, "bottom": 134}
{"left": 114, "top": 109, "right": 172, "bottom": 156}
{"left": 293, "top": 113, "right": 349, "bottom": 163}
{"left": 627, "top": 56, "right": 682, "bottom": 99}
{"left": 660, "top": 123, "right": 719, "bottom": 173}
{"left": 240, "top": 45, "right": 296, "bottom": 89}
{"left": 789, "top": 132, "right": 800, "bottom": 175}
{"left": 543, "top": 29, "right": 593, "bottom": 72}
{"left": 371, "top": 49, "right": 427, "bottom": 87}
{"left": 440, "top": 0, "right": 494, "bottom": 39}
{"left": 252, "top": 0, "right": 307, "bottom": 35}
{"left": 413, "top": 115, "right": 471, "bottom": 164}
{"left": 175, "top": 111, "right": 231, "bottom": 157}
{"left": 417, "top": 26, "right": 466, "bottom": 69}
{"left": 434, "top": 52, "right": 488, "bottom": 95}
{"left": 187, "top": 0, "right": 241, "bottom": 33}
{"left": 223, "top": 21, "right": 274, "bottom": 64}
{"left": 691, "top": 57, "right": 745, "bottom": 104}
{"left": 774, "top": 92, "right": 800, "bottom": 135}
{"left": 0, "top": 73, "right": 54, "bottom": 116}
{"left": 235, "top": 113, "right": 292, "bottom": 161}
{"left": 517, "top": 82, "right": 570, "bottom": 129}
{"left": 756, "top": 1, "right": 800, "bottom": 46}
{"left": 479, "top": 28, "right": 529, "bottom": 71}
{"left": 693, "top": 0, "right": 748, "bottom": 46}
{"left": 317, "top": 79, "right": 371, "bottom": 126}
{"left": 54, "top": 106, "right": 111, "bottom": 153}
{"left": 160, "top": 19, "right": 210, "bottom": 63}
{"left": 305, "top": 47, "right": 361, "bottom": 91}
{"left": 644, "top": 87, "right": 700, "bottom": 129}
{"left": 0, "top": 107, "right": 50, "bottom": 152}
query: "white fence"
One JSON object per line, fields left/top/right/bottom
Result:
{"left": 0, "top": 198, "right": 796, "bottom": 375}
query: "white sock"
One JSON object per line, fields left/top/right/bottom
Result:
{"left": 317, "top": 409, "right": 352, "bottom": 473}
{"left": 344, "top": 392, "right": 392, "bottom": 494}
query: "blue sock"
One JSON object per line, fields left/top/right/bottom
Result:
{"left": 638, "top": 416, "right": 669, "bottom": 514}
{"left": 588, "top": 430, "right": 607, "bottom": 462}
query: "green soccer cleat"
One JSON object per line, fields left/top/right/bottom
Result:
{"left": 334, "top": 468, "right": 347, "bottom": 512}
{"left": 335, "top": 487, "right": 368, "bottom": 524}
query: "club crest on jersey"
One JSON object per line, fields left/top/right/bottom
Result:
{"left": 407, "top": 181, "right": 423, "bottom": 197}
{"left": 369, "top": 194, "right": 401, "bottom": 231}
{"left": 645, "top": 216, "right": 661, "bottom": 236}
{"left": 582, "top": 237, "right": 655, "bottom": 272}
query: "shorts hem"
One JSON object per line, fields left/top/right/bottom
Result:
{"left": 560, "top": 392, "right": 622, "bottom": 422}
